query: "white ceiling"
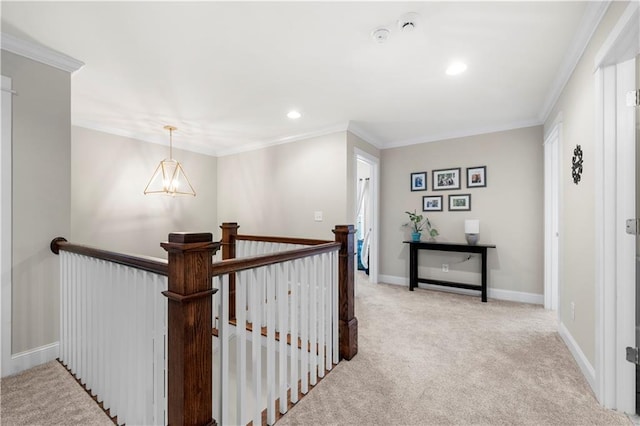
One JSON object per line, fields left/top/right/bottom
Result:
{"left": 1, "top": 1, "right": 598, "bottom": 156}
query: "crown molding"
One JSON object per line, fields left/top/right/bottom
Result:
{"left": 1, "top": 32, "right": 84, "bottom": 73}
{"left": 381, "top": 118, "right": 542, "bottom": 150}
{"left": 72, "top": 121, "right": 219, "bottom": 157}
{"left": 74, "top": 120, "right": 352, "bottom": 158}
{"left": 215, "top": 122, "right": 349, "bottom": 157}
{"left": 594, "top": 0, "right": 639, "bottom": 69}
{"left": 346, "top": 122, "right": 384, "bottom": 149}
{"left": 538, "top": 1, "right": 610, "bottom": 123}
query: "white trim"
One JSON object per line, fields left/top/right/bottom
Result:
{"left": 74, "top": 121, "right": 352, "bottom": 158}
{"left": 614, "top": 58, "right": 636, "bottom": 415}
{"left": 594, "top": 66, "right": 611, "bottom": 407}
{"left": 593, "top": 3, "right": 639, "bottom": 411}
{"left": 381, "top": 119, "right": 541, "bottom": 150}
{"left": 1, "top": 75, "right": 12, "bottom": 378}
{"left": 594, "top": 1, "right": 640, "bottom": 69}
{"left": 539, "top": 1, "right": 611, "bottom": 123}
{"left": 355, "top": 149, "right": 380, "bottom": 286}
{"left": 543, "top": 122, "right": 561, "bottom": 312}
{"left": 559, "top": 321, "right": 596, "bottom": 393}
{"left": 543, "top": 111, "right": 564, "bottom": 142}
{"left": 378, "top": 275, "right": 543, "bottom": 305}
{"left": 348, "top": 122, "right": 384, "bottom": 149}
{"left": 0, "top": 32, "right": 84, "bottom": 73}
{"left": 216, "top": 123, "right": 349, "bottom": 157}
{"left": 2, "top": 342, "right": 60, "bottom": 378}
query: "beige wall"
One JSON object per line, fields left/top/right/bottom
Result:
{"left": 71, "top": 126, "right": 218, "bottom": 259}
{"left": 2, "top": 51, "right": 70, "bottom": 353}
{"left": 217, "top": 132, "right": 349, "bottom": 240}
{"left": 380, "top": 126, "right": 544, "bottom": 296}
{"left": 543, "top": 1, "right": 628, "bottom": 366}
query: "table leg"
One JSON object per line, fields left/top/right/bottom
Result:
{"left": 481, "top": 248, "right": 488, "bottom": 302}
{"left": 409, "top": 245, "right": 417, "bottom": 291}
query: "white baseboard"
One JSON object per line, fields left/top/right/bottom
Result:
{"left": 378, "top": 274, "right": 543, "bottom": 305}
{"left": 558, "top": 321, "right": 596, "bottom": 394}
{"left": 2, "top": 341, "right": 59, "bottom": 378}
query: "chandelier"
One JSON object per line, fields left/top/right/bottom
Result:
{"left": 144, "top": 125, "right": 196, "bottom": 196}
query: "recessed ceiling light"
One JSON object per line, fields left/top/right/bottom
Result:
{"left": 287, "top": 110, "right": 301, "bottom": 119}
{"left": 446, "top": 61, "right": 467, "bottom": 76}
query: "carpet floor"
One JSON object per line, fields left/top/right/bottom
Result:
{"left": 0, "top": 360, "right": 113, "bottom": 425}
{"left": 278, "top": 275, "right": 632, "bottom": 426}
{"left": 0, "top": 274, "right": 633, "bottom": 425}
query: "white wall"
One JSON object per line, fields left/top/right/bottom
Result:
{"left": 71, "top": 126, "right": 218, "bottom": 258}
{"left": 380, "top": 126, "right": 544, "bottom": 299}
{"left": 1, "top": 51, "right": 71, "bottom": 354}
{"left": 217, "top": 132, "right": 350, "bottom": 240}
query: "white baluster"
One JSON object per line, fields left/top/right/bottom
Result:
{"left": 332, "top": 251, "right": 339, "bottom": 365}
{"left": 266, "top": 265, "right": 276, "bottom": 425}
{"left": 289, "top": 259, "right": 299, "bottom": 404}
{"left": 236, "top": 270, "right": 247, "bottom": 425}
{"left": 250, "top": 268, "right": 262, "bottom": 426}
{"left": 219, "top": 275, "right": 230, "bottom": 425}
{"left": 300, "top": 257, "right": 309, "bottom": 394}
{"left": 277, "top": 262, "right": 288, "bottom": 414}
{"left": 153, "top": 274, "right": 167, "bottom": 425}
{"left": 309, "top": 256, "right": 317, "bottom": 386}
{"left": 212, "top": 277, "right": 221, "bottom": 424}
{"left": 324, "top": 252, "right": 332, "bottom": 372}
{"left": 59, "top": 252, "right": 67, "bottom": 367}
{"left": 318, "top": 255, "right": 326, "bottom": 379}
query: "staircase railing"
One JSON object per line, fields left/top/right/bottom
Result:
{"left": 51, "top": 237, "right": 173, "bottom": 425}
{"left": 50, "top": 223, "right": 357, "bottom": 426}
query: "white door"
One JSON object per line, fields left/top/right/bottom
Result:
{"left": 634, "top": 54, "right": 640, "bottom": 415}
{"left": 355, "top": 150, "right": 379, "bottom": 285}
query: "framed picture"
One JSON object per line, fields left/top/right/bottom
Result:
{"left": 449, "top": 194, "right": 471, "bottom": 211}
{"left": 423, "top": 195, "right": 443, "bottom": 212}
{"left": 467, "top": 166, "right": 487, "bottom": 188}
{"left": 432, "top": 168, "right": 461, "bottom": 191}
{"left": 410, "top": 172, "right": 427, "bottom": 191}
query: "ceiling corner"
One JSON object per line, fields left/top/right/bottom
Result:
{"left": 346, "top": 122, "right": 385, "bottom": 149}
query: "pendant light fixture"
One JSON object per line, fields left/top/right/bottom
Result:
{"left": 144, "top": 125, "right": 196, "bottom": 196}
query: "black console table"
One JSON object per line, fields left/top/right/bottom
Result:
{"left": 404, "top": 241, "right": 496, "bottom": 302}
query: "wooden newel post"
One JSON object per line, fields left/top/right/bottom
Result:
{"left": 161, "top": 232, "right": 220, "bottom": 426}
{"left": 333, "top": 225, "right": 358, "bottom": 360}
{"left": 220, "top": 222, "right": 239, "bottom": 320}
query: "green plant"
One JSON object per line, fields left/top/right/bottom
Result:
{"left": 404, "top": 210, "right": 439, "bottom": 238}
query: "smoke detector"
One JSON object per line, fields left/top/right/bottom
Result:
{"left": 398, "top": 12, "right": 420, "bottom": 32}
{"left": 371, "top": 27, "right": 390, "bottom": 43}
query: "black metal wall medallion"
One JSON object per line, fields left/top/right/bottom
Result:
{"left": 572, "top": 145, "right": 583, "bottom": 185}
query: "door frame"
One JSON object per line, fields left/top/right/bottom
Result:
{"left": 1, "top": 75, "right": 13, "bottom": 377}
{"left": 354, "top": 148, "right": 379, "bottom": 285}
{"left": 594, "top": 1, "right": 638, "bottom": 413}
{"left": 544, "top": 117, "right": 562, "bottom": 313}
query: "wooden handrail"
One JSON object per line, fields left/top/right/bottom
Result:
{"left": 211, "top": 242, "right": 340, "bottom": 277}
{"left": 50, "top": 237, "right": 169, "bottom": 276}
{"left": 234, "top": 234, "right": 332, "bottom": 246}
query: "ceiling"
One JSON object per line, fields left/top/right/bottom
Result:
{"left": 1, "top": 1, "right": 597, "bottom": 156}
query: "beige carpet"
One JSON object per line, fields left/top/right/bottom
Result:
{"left": 278, "top": 276, "right": 632, "bottom": 426}
{"left": 0, "top": 360, "right": 113, "bottom": 426}
{"left": 0, "top": 275, "right": 632, "bottom": 425}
